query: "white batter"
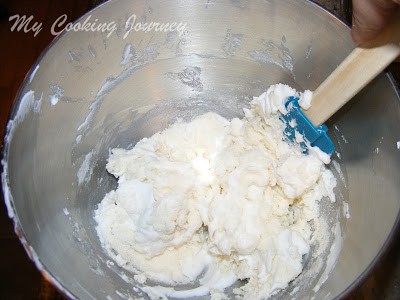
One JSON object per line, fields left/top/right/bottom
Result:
{"left": 94, "top": 84, "right": 337, "bottom": 299}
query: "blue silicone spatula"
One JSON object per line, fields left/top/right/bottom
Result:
{"left": 282, "top": 14, "right": 400, "bottom": 156}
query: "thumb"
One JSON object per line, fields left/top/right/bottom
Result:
{"left": 351, "top": 0, "right": 398, "bottom": 45}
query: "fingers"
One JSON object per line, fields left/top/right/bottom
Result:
{"left": 351, "top": 0, "right": 398, "bottom": 45}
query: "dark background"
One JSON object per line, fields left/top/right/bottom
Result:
{"left": 0, "top": 0, "right": 399, "bottom": 299}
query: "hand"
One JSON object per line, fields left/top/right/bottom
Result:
{"left": 351, "top": 0, "right": 399, "bottom": 45}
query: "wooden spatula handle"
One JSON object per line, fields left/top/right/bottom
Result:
{"left": 304, "top": 14, "right": 400, "bottom": 127}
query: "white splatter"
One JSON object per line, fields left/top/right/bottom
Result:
{"left": 333, "top": 125, "right": 348, "bottom": 144}
{"left": 48, "top": 84, "right": 64, "bottom": 106}
{"left": 335, "top": 151, "right": 341, "bottom": 159}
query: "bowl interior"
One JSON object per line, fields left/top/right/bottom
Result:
{"left": 3, "top": 0, "right": 400, "bottom": 299}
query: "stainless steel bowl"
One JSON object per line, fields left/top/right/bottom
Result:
{"left": 2, "top": 0, "right": 400, "bottom": 299}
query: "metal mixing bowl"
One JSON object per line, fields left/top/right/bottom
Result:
{"left": 2, "top": 0, "right": 400, "bottom": 299}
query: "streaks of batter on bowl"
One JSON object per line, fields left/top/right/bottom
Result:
{"left": 164, "top": 30, "right": 187, "bottom": 57}
{"left": 76, "top": 74, "right": 126, "bottom": 133}
{"left": 306, "top": 44, "right": 312, "bottom": 60}
{"left": 13, "top": 90, "right": 42, "bottom": 124}
{"left": 166, "top": 66, "right": 203, "bottom": 92}
{"left": 76, "top": 44, "right": 161, "bottom": 135}
{"left": 222, "top": 30, "right": 243, "bottom": 57}
{"left": 115, "top": 290, "right": 131, "bottom": 300}
{"left": 16, "top": 91, "right": 37, "bottom": 122}
{"left": 304, "top": 35, "right": 316, "bottom": 80}
{"left": 140, "top": 43, "right": 161, "bottom": 62}
{"left": 77, "top": 150, "right": 94, "bottom": 186}
{"left": 75, "top": 135, "right": 83, "bottom": 144}
{"left": 33, "top": 93, "right": 43, "bottom": 113}
{"left": 230, "top": 0, "right": 248, "bottom": 9}
{"left": 342, "top": 201, "right": 350, "bottom": 219}
{"left": 1, "top": 90, "right": 42, "bottom": 220}
{"left": 175, "top": 36, "right": 186, "bottom": 56}
{"left": 88, "top": 45, "right": 97, "bottom": 58}
{"left": 120, "top": 43, "right": 136, "bottom": 65}
{"left": 312, "top": 222, "right": 343, "bottom": 293}
{"left": 331, "top": 160, "right": 346, "bottom": 189}
{"left": 248, "top": 35, "right": 294, "bottom": 77}
{"left": 165, "top": 30, "right": 178, "bottom": 45}
{"left": 72, "top": 278, "right": 97, "bottom": 300}
{"left": 68, "top": 50, "right": 82, "bottom": 62}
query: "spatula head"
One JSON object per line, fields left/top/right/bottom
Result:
{"left": 280, "top": 96, "right": 335, "bottom": 156}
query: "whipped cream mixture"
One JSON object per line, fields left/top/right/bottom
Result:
{"left": 94, "top": 84, "right": 337, "bottom": 299}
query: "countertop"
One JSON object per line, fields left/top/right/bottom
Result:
{"left": 0, "top": 0, "right": 399, "bottom": 299}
